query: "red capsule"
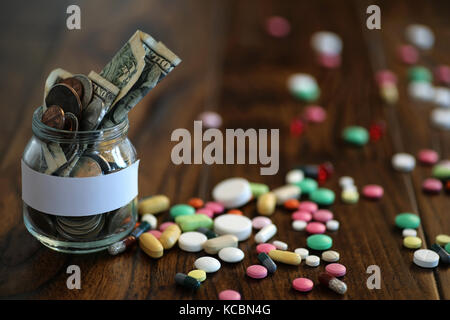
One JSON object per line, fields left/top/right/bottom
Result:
{"left": 290, "top": 118, "right": 305, "bottom": 137}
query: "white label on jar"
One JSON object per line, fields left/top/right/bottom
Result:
{"left": 21, "top": 159, "right": 139, "bottom": 216}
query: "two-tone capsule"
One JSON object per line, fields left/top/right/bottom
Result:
{"left": 319, "top": 272, "right": 347, "bottom": 295}
{"left": 431, "top": 243, "right": 450, "bottom": 264}
{"left": 257, "top": 252, "right": 277, "bottom": 273}
{"left": 108, "top": 221, "right": 151, "bottom": 255}
{"left": 196, "top": 227, "right": 217, "bottom": 239}
{"left": 175, "top": 273, "right": 201, "bottom": 290}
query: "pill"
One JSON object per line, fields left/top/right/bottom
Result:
{"left": 432, "top": 161, "right": 450, "bottom": 179}
{"left": 147, "top": 230, "right": 162, "bottom": 239}
{"left": 196, "top": 208, "right": 214, "bottom": 218}
{"left": 108, "top": 221, "right": 151, "bottom": 255}
{"left": 326, "top": 220, "right": 340, "bottom": 231}
{"left": 187, "top": 269, "right": 207, "bottom": 282}
{"left": 188, "top": 197, "right": 204, "bottom": 209}
{"left": 268, "top": 250, "right": 301, "bottom": 265}
{"left": 322, "top": 250, "right": 340, "bottom": 262}
{"left": 203, "top": 234, "right": 239, "bottom": 254}
{"left": 194, "top": 256, "right": 221, "bottom": 273}
{"left": 204, "top": 201, "right": 225, "bottom": 214}
{"left": 256, "top": 243, "right": 277, "bottom": 254}
{"left": 295, "top": 178, "right": 318, "bottom": 195}
{"left": 257, "top": 252, "right": 277, "bottom": 273}
{"left": 257, "top": 192, "right": 277, "bottom": 216}
{"left": 310, "top": 31, "right": 343, "bottom": 55}
{"left": 431, "top": 244, "right": 450, "bottom": 264}
{"left": 294, "top": 248, "right": 309, "bottom": 260}
{"left": 272, "top": 240, "right": 288, "bottom": 250}
{"left": 395, "top": 213, "right": 420, "bottom": 229}
{"left": 296, "top": 164, "right": 319, "bottom": 179}
{"left": 309, "top": 188, "right": 335, "bottom": 206}
{"left": 218, "top": 247, "right": 245, "bottom": 263}
{"left": 287, "top": 73, "right": 320, "bottom": 102}
{"left": 284, "top": 199, "right": 300, "bottom": 210}
{"left": 339, "top": 176, "right": 354, "bottom": 188}
{"left": 212, "top": 178, "right": 252, "bottom": 209}
{"left": 307, "top": 234, "right": 333, "bottom": 251}
{"left": 265, "top": 16, "right": 290, "bottom": 38}
{"left": 290, "top": 118, "right": 305, "bottom": 137}
{"left": 341, "top": 189, "right": 359, "bottom": 204}
{"left": 246, "top": 265, "right": 268, "bottom": 279}
{"left": 375, "top": 70, "right": 397, "bottom": 86}
{"left": 397, "top": 44, "right": 418, "bottom": 65}
{"left": 409, "top": 82, "right": 434, "bottom": 101}
{"left": 178, "top": 232, "right": 208, "bottom": 252}
{"left": 436, "top": 234, "right": 450, "bottom": 246}
{"left": 214, "top": 214, "right": 252, "bottom": 241}
{"left": 159, "top": 224, "right": 182, "bottom": 249}
{"left": 446, "top": 243, "right": 450, "bottom": 254}
{"left": 369, "top": 121, "right": 386, "bottom": 142}
{"left": 305, "top": 255, "right": 320, "bottom": 267}
{"left": 292, "top": 210, "right": 312, "bottom": 222}
{"left": 303, "top": 105, "right": 327, "bottom": 123}
{"left": 405, "top": 24, "right": 434, "bottom": 49}
{"left": 380, "top": 82, "right": 399, "bottom": 104}
{"left": 286, "top": 169, "right": 304, "bottom": 184}
{"left": 196, "top": 227, "right": 217, "bottom": 239}
{"left": 219, "top": 289, "right": 241, "bottom": 300}
{"left": 362, "top": 184, "right": 384, "bottom": 199}
{"left": 434, "top": 87, "right": 450, "bottom": 108}
{"left": 422, "top": 178, "right": 442, "bottom": 194}
{"left": 413, "top": 249, "right": 439, "bottom": 268}
{"left": 408, "top": 66, "right": 433, "bottom": 83}
{"left": 292, "top": 220, "right": 307, "bottom": 231}
{"left": 227, "top": 209, "right": 243, "bottom": 215}
{"left": 306, "top": 222, "right": 326, "bottom": 234}
{"left": 198, "top": 111, "right": 222, "bottom": 128}
{"left": 292, "top": 277, "right": 314, "bottom": 292}
{"left": 141, "top": 214, "right": 157, "bottom": 230}
{"left": 138, "top": 195, "right": 170, "bottom": 215}
{"left": 392, "top": 153, "right": 416, "bottom": 172}
{"left": 175, "top": 273, "right": 201, "bottom": 290}
{"left": 159, "top": 221, "right": 175, "bottom": 232}
{"left": 417, "top": 149, "right": 439, "bottom": 165}
{"left": 272, "top": 185, "right": 301, "bottom": 205}
{"left": 249, "top": 182, "right": 270, "bottom": 198}
{"left": 255, "top": 224, "right": 277, "bottom": 244}
{"left": 402, "top": 229, "right": 417, "bottom": 237}
{"left": 435, "top": 65, "right": 450, "bottom": 85}
{"left": 175, "top": 214, "right": 213, "bottom": 232}
{"left": 252, "top": 216, "right": 272, "bottom": 229}
{"left": 170, "top": 204, "right": 195, "bottom": 219}
{"left": 316, "top": 53, "right": 341, "bottom": 68}
{"left": 298, "top": 201, "right": 317, "bottom": 213}
{"left": 342, "top": 126, "right": 369, "bottom": 146}
{"left": 319, "top": 272, "right": 347, "bottom": 295}
{"left": 326, "top": 263, "right": 347, "bottom": 277}
{"left": 313, "top": 209, "right": 333, "bottom": 222}
{"left": 139, "top": 233, "right": 164, "bottom": 258}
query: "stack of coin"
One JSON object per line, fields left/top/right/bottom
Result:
{"left": 55, "top": 215, "right": 105, "bottom": 240}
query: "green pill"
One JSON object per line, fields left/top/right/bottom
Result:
{"left": 395, "top": 213, "right": 421, "bottom": 229}
{"left": 310, "top": 188, "right": 335, "bottom": 206}
{"left": 292, "top": 87, "right": 320, "bottom": 102}
{"left": 175, "top": 214, "right": 213, "bottom": 232}
{"left": 445, "top": 243, "right": 450, "bottom": 254}
{"left": 170, "top": 204, "right": 195, "bottom": 218}
{"left": 307, "top": 234, "right": 332, "bottom": 251}
{"left": 295, "top": 178, "right": 318, "bottom": 195}
{"left": 408, "top": 66, "right": 432, "bottom": 83}
{"left": 250, "top": 182, "right": 270, "bottom": 198}
{"left": 342, "top": 126, "right": 369, "bottom": 146}
{"left": 432, "top": 164, "right": 450, "bottom": 180}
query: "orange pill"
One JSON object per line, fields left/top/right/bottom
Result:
{"left": 188, "top": 197, "right": 204, "bottom": 209}
{"left": 227, "top": 209, "right": 243, "bottom": 215}
{"left": 284, "top": 199, "right": 300, "bottom": 210}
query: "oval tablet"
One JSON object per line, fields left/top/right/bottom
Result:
{"left": 294, "top": 248, "right": 309, "bottom": 259}
{"left": 139, "top": 233, "right": 164, "bottom": 259}
{"left": 246, "top": 265, "right": 268, "bottom": 279}
{"left": 212, "top": 178, "right": 252, "bottom": 208}
{"left": 188, "top": 269, "right": 206, "bottom": 282}
{"left": 292, "top": 277, "right": 314, "bottom": 292}
{"left": 219, "top": 289, "right": 241, "bottom": 300}
{"left": 252, "top": 216, "right": 272, "bottom": 229}
{"left": 322, "top": 250, "right": 340, "bottom": 262}
{"left": 292, "top": 220, "right": 307, "bottom": 231}
{"left": 218, "top": 247, "right": 245, "bottom": 263}
{"left": 413, "top": 249, "right": 439, "bottom": 268}
{"left": 326, "top": 263, "right": 346, "bottom": 277}
{"left": 194, "top": 256, "right": 221, "bottom": 273}
{"left": 178, "top": 232, "right": 208, "bottom": 252}
{"left": 256, "top": 243, "right": 276, "bottom": 254}
{"left": 305, "top": 255, "right": 320, "bottom": 267}
{"left": 214, "top": 214, "right": 252, "bottom": 241}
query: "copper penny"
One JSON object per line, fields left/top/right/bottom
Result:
{"left": 41, "top": 105, "right": 65, "bottom": 129}
{"left": 45, "top": 83, "right": 82, "bottom": 118}
{"left": 63, "top": 112, "right": 79, "bottom": 131}
{"left": 60, "top": 77, "right": 84, "bottom": 100}
{"left": 70, "top": 156, "right": 103, "bottom": 177}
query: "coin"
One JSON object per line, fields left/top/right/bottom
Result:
{"left": 41, "top": 105, "right": 65, "bottom": 129}
{"left": 86, "top": 153, "right": 111, "bottom": 174}
{"left": 59, "top": 77, "right": 84, "bottom": 100}
{"left": 63, "top": 112, "right": 79, "bottom": 131}
{"left": 70, "top": 156, "right": 103, "bottom": 177}
{"left": 45, "top": 83, "right": 82, "bottom": 119}
{"left": 73, "top": 74, "right": 93, "bottom": 109}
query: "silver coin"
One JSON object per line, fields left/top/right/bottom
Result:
{"left": 73, "top": 74, "right": 93, "bottom": 109}
{"left": 85, "top": 153, "right": 111, "bottom": 174}
{"left": 70, "top": 156, "right": 103, "bottom": 177}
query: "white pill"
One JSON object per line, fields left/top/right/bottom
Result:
{"left": 214, "top": 214, "right": 252, "bottom": 241}
{"left": 287, "top": 73, "right": 318, "bottom": 93}
{"left": 286, "top": 169, "right": 304, "bottom": 184}
{"left": 413, "top": 249, "right": 439, "bottom": 268}
{"left": 408, "top": 82, "right": 434, "bottom": 102}
{"left": 218, "top": 247, "right": 245, "bottom": 263}
{"left": 403, "top": 229, "right": 418, "bottom": 237}
{"left": 311, "top": 31, "right": 343, "bottom": 55}
{"left": 431, "top": 108, "right": 450, "bottom": 129}
{"left": 212, "top": 177, "right": 252, "bottom": 209}
{"left": 392, "top": 153, "right": 416, "bottom": 172}
{"left": 405, "top": 24, "right": 434, "bottom": 50}
{"left": 305, "top": 255, "right": 320, "bottom": 267}
{"left": 194, "top": 256, "right": 221, "bottom": 273}
{"left": 294, "top": 248, "right": 309, "bottom": 260}
{"left": 342, "top": 184, "right": 357, "bottom": 192}
{"left": 272, "top": 185, "right": 301, "bottom": 205}
{"left": 141, "top": 214, "right": 157, "bottom": 230}
{"left": 339, "top": 176, "right": 354, "bottom": 188}
{"left": 322, "top": 250, "right": 340, "bottom": 262}
{"left": 433, "top": 87, "right": 450, "bottom": 108}
{"left": 255, "top": 224, "right": 277, "bottom": 244}
{"left": 292, "top": 220, "right": 307, "bottom": 231}
{"left": 326, "top": 220, "right": 340, "bottom": 231}
{"left": 272, "top": 240, "right": 288, "bottom": 251}
{"left": 178, "top": 232, "right": 207, "bottom": 252}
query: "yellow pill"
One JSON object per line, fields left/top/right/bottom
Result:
{"left": 159, "top": 224, "right": 181, "bottom": 249}
{"left": 139, "top": 233, "right": 164, "bottom": 258}
{"left": 203, "top": 234, "right": 239, "bottom": 254}
{"left": 257, "top": 192, "right": 276, "bottom": 216}
{"left": 436, "top": 234, "right": 450, "bottom": 246}
{"left": 403, "top": 236, "right": 422, "bottom": 249}
{"left": 268, "top": 250, "right": 301, "bottom": 265}
{"left": 138, "top": 195, "right": 170, "bottom": 215}
{"left": 188, "top": 269, "right": 207, "bottom": 282}
{"left": 341, "top": 189, "right": 359, "bottom": 204}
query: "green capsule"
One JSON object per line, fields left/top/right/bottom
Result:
{"left": 175, "top": 273, "right": 201, "bottom": 290}
{"left": 295, "top": 178, "right": 318, "bottom": 195}
{"left": 250, "top": 182, "right": 270, "bottom": 198}
{"left": 342, "top": 126, "right": 369, "bottom": 146}
{"left": 310, "top": 188, "right": 335, "bottom": 206}
{"left": 170, "top": 204, "right": 195, "bottom": 218}
{"left": 432, "top": 164, "right": 450, "bottom": 180}
{"left": 408, "top": 66, "right": 432, "bottom": 83}
{"left": 175, "top": 214, "right": 213, "bottom": 232}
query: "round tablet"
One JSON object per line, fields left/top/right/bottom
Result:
{"left": 413, "top": 249, "right": 439, "bottom": 268}
{"left": 294, "top": 248, "right": 309, "bottom": 260}
{"left": 307, "top": 234, "right": 332, "bottom": 251}
{"left": 325, "top": 263, "right": 346, "bottom": 277}
{"left": 402, "top": 229, "right": 417, "bottom": 237}
{"left": 303, "top": 105, "right": 327, "bottom": 123}
{"left": 292, "top": 210, "right": 312, "bottom": 222}
{"left": 179, "top": 232, "right": 208, "bottom": 252}
{"left": 313, "top": 209, "right": 333, "bottom": 222}
{"left": 292, "top": 220, "right": 307, "bottom": 231}
{"left": 219, "top": 289, "right": 241, "bottom": 300}
{"left": 326, "top": 220, "right": 340, "bottom": 231}
{"left": 305, "top": 255, "right": 320, "bottom": 267}
{"left": 422, "top": 178, "right": 442, "bottom": 194}
{"left": 298, "top": 201, "right": 318, "bottom": 213}
{"left": 395, "top": 213, "right": 420, "bottom": 229}
{"left": 198, "top": 111, "right": 222, "bottom": 128}
{"left": 339, "top": 176, "right": 354, "bottom": 188}
{"left": 256, "top": 243, "right": 276, "bottom": 254}
{"left": 246, "top": 265, "right": 268, "bottom": 279}
{"left": 403, "top": 236, "right": 422, "bottom": 249}
{"left": 362, "top": 184, "right": 384, "bottom": 199}
{"left": 306, "top": 222, "right": 326, "bottom": 234}
{"left": 265, "top": 16, "right": 291, "bottom": 38}
{"left": 194, "top": 256, "right": 221, "bottom": 273}
{"left": 417, "top": 149, "right": 439, "bottom": 165}
{"left": 431, "top": 108, "right": 450, "bottom": 129}
{"left": 286, "top": 169, "right": 304, "bottom": 184}
{"left": 436, "top": 234, "right": 450, "bottom": 246}
{"left": 292, "top": 277, "right": 314, "bottom": 292}
{"left": 196, "top": 208, "right": 214, "bottom": 218}
{"left": 392, "top": 153, "right": 416, "bottom": 172}
{"left": 205, "top": 201, "right": 225, "bottom": 214}
{"left": 342, "top": 126, "right": 369, "bottom": 146}
{"left": 212, "top": 178, "right": 252, "bottom": 209}
{"left": 252, "top": 216, "right": 272, "bottom": 229}
{"left": 218, "top": 247, "right": 245, "bottom": 263}
{"left": 405, "top": 24, "right": 434, "bottom": 50}
{"left": 188, "top": 269, "right": 207, "bottom": 282}
{"left": 159, "top": 222, "right": 175, "bottom": 232}
{"left": 214, "top": 214, "right": 252, "bottom": 241}
{"left": 309, "top": 188, "right": 335, "bottom": 206}
{"left": 322, "top": 250, "right": 340, "bottom": 262}
{"left": 311, "top": 31, "right": 343, "bottom": 55}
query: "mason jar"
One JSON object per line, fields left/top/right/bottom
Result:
{"left": 22, "top": 106, "right": 139, "bottom": 253}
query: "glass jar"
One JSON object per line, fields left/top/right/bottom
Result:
{"left": 22, "top": 106, "right": 138, "bottom": 254}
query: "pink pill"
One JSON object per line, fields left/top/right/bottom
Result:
{"left": 298, "top": 201, "right": 318, "bottom": 213}
{"left": 303, "top": 105, "right": 327, "bottom": 123}
{"left": 316, "top": 53, "right": 341, "bottom": 68}
{"left": 313, "top": 209, "right": 333, "bottom": 222}
{"left": 306, "top": 222, "right": 326, "bottom": 234}
{"left": 159, "top": 222, "right": 175, "bottom": 232}
{"left": 205, "top": 201, "right": 224, "bottom": 215}
{"left": 417, "top": 149, "right": 439, "bottom": 165}
{"left": 252, "top": 216, "right": 272, "bottom": 229}
{"left": 292, "top": 277, "right": 314, "bottom": 292}
{"left": 198, "top": 111, "right": 222, "bottom": 128}
{"left": 325, "top": 263, "right": 347, "bottom": 277}
{"left": 219, "top": 289, "right": 241, "bottom": 300}
{"left": 375, "top": 70, "right": 397, "bottom": 86}
{"left": 422, "top": 178, "right": 443, "bottom": 194}
{"left": 147, "top": 230, "right": 162, "bottom": 239}
{"left": 362, "top": 184, "right": 384, "bottom": 199}
{"left": 291, "top": 210, "right": 312, "bottom": 222}
{"left": 196, "top": 208, "right": 214, "bottom": 218}
{"left": 397, "top": 45, "right": 418, "bottom": 65}
{"left": 265, "top": 16, "right": 290, "bottom": 38}
{"left": 435, "top": 65, "right": 450, "bottom": 85}
{"left": 246, "top": 265, "right": 268, "bottom": 279}
{"left": 256, "top": 243, "right": 276, "bottom": 254}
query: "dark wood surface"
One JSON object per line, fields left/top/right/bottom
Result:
{"left": 0, "top": 0, "right": 448, "bottom": 300}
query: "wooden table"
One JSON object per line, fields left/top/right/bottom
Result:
{"left": 0, "top": 0, "right": 448, "bottom": 300}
